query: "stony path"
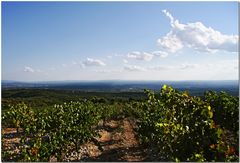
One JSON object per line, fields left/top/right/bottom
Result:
{"left": 77, "top": 118, "right": 147, "bottom": 161}
{"left": 2, "top": 118, "right": 148, "bottom": 162}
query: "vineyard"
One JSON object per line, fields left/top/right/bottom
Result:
{"left": 1, "top": 85, "right": 239, "bottom": 162}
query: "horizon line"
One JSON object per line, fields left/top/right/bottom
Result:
{"left": 2, "top": 79, "right": 239, "bottom": 83}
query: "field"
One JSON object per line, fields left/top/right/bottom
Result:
{"left": 1, "top": 84, "right": 239, "bottom": 162}
{"left": 2, "top": 1, "right": 238, "bottom": 162}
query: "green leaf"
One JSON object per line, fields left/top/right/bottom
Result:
{"left": 208, "top": 111, "right": 213, "bottom": 118}
{"left": 26, "top": 127, "right": 30, "bottom": 133}
{"left": 162, "top": 84, "right": 167, "bottom": 90}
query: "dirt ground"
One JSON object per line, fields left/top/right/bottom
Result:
{"left": 81, "top": 118, "right": 147, "bottom": 161}
{"left": 2, "top": 118, "right": 162, "bottom": 162}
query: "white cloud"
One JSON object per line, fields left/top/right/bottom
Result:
{"left": 83, "top": 58, "right": 106, "bottom": 67}
{"left": 152, "top": 51, "right": 169, "bottom": 58}
{"left": 124, "top": 65, "right": 146, "bottom": 72}
{"left": 158, "top": 33, "right": 183, "bottom": 53}
{"left": 24, "top": 66, "right": 35, "bottom": 73}
{"left": 162, "top": 10, "right": 174, "bottom": 24}
{"left": 127, "top": 51, "right": 154, "bottom": 61}
{"left": 158, "top": 10, "right": 238, "bottom": 53}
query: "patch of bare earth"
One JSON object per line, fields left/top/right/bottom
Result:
{"left": 1, "top": 128, "right": 23, "bottom": 161}
{"left": 2, "top": 118, "right": 147, "bottom": 162}
{"left": 81, "top": 118, "right": 146, "bottom": 162}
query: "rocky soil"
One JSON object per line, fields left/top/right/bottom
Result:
{"left": 2, "top": 118, "right": 161, "bottom": 162}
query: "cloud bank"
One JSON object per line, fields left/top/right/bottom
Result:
{"left": 158, "top": 10, "right": 238, "bottom": 53}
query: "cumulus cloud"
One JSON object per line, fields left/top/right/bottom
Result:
{"left": 158, "top": 10, "right": 238, "bottom": 53}
{"left": 162, "top": 10, "right": 174, "bottom": 24}
{"left": 24, "top": 66, "right": 35, "bottom": 73}
{"left": 127, "top": 51, "right": 154, "bottom": 61}
{"left": 83, "top": 58, "right": 106, "bottom": 67}
{"left": 124, "top": 65, "right": 146, "bottom": 72}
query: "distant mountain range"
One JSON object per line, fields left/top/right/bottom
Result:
{"left": 1, "top": 80, "right": 239, "bottom": 96}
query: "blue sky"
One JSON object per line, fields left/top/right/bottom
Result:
{"left": 2, "top": 2, "right": 238, "bottom": 81}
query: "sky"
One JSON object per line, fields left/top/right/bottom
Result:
{"left": 2, "top": 1, "right": 239, "bottom": 81}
